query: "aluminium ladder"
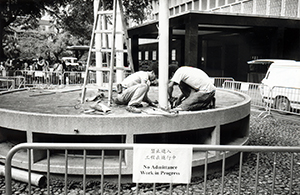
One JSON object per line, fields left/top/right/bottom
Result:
{"left": 80, "top": 0, "right": 134, "bottom": 105}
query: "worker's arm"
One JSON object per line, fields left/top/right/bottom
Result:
{"left": 168, "top": 81, "right": 175, "bottom": 99}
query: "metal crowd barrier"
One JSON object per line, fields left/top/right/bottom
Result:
{"left": 222, "top": 80, "right": 300, "bottom": 117}
{"left": 259, "top": 85, "right": 300, "bottom": 116}
{"left": 211, "top": 77, "right": 234, "bottom": 88}
{"left": 5, "top": 143, "right": 300, "bottom": 195}
{"left": 8, "top": 72, "right": 233, "bottom": 89}
{"left": 0, "top": 78, "right": 15, "bottom": 90}
{"left": 14, "top": 70, "right": 84, "bottom": 87}
{"left": 222, "top": 80, "right": 265, "bottom": 109}
{"left": 13, "top": 70, "right": 114, "bottom": 88}
{"left": 0, "top": 76, "right": 25, "bottom": 90}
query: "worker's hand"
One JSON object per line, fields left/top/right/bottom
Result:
{"left": 174, "top": 98, "right": 181, "bottom": 107}
{"left": 149, "top": 100, "right": 158, "bottom": 108}
{"left": 169, "top": 97, "right": 177, "bottom": 103}
{"left": 168, "top": 97, "right": 178, "bottom": 108}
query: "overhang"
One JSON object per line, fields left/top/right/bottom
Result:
{"left": 128, "top": 11, "right": 300, "bottom": 39}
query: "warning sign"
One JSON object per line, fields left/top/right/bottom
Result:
{"left": 132, "top": 144, "right": 192, "bottom": 184}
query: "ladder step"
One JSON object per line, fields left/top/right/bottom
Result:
{"left": 95, "top": 30, "right": 124, "bottom": 34}
{"left": 91, "top": 48, "right": 128, "bottom": 53}
{"left": 88, "top": 66, "right": 132, "bottom": 71}
{"left": 97, "top": 10, "right": 113, "bottom": 15}
{"left": 88, "top": 67, "right": 111, "bottom": 71}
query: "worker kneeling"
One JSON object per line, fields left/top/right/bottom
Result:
{"left": 168, "top": 66, "right": 216, "bottom": 111}
{"left": 114, "top": 70, "right": 157, "bottom": 113}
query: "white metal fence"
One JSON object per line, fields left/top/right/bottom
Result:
{"left": 1, "top": 72, "right": 299, "bottom": 117}
{"left": 222, "top": 80, "right": 300, "bottom": 116}
{"left": 0, "top": 76, "right": 26, "bottom": 91}
{"left": 14, "top": 70, "right": 88, "bottom": 87}
{"left": 211, "top": 77, "right": 235, "bottom": 88}
{"left": 5, "top": 143, "right": 300, "bottom": 195}
{"left": 222, "top": 80, "right": 265, "bottom": 109}
{"left": 3, "top": 71, "right": 234, "bottom": 90}
{"left": 260, "top": 85, "right": 300, "bottom": 116}
{"left": 11, "top": 70, "right": 129, "bottom": 88}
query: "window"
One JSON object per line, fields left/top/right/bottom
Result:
{"left": 171, "top": 49, "right": 176, "bottom": 61}
{"left": 152, "top": 51, "right": 157, "bottom": 60}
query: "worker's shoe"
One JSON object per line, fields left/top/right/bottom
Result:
{"left": 131, "top": 103, "right": 143, "bottom": 108}
{"left": 209, "top": 97, "right": 216, "bottom": 109}
{"left": 126, "top": 106, "right": 142, "bottom": 113}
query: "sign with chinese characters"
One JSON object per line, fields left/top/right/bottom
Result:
{"left": 132, "top": 144, "right": 192, "bottom": 184}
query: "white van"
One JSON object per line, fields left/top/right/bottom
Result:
{"left": 258, "top": 59, "right": 300, "bottom": 112}
{"left": 62, "top": 57, "right": 80, "bottom": 71}
{"left": 62, "top": 57, "right": 79, "bottom": 66}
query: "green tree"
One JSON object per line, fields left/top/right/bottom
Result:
{"left": 0, "top": 0, "right": 152, "bottom": 61}
{"left": 0, "top": 0, "right": 71, "bottom": 61}
{"left": 57, "top": 0, "right": 152, "bottom": 45}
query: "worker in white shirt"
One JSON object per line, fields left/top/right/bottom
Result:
{"left": 168, "top": 66, "right": 216, "bottom": 111}
{"left": 114, "top": 70, "right": 157, "bottom": 113}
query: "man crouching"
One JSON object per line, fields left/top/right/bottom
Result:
{"left": 114, "top": 70, "right": 157, "bottom": 113}
{"left": 168, "top": 66, "right": 216, "bottom": 111}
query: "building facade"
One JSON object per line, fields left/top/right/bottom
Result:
{"left": 128, "top": 0, "right": 300, "bottom": 82}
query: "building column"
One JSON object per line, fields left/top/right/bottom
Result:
{"left": 202, "top": 40, "right": 208, "bottom": 71}
{"left": 169, "top": 27, "right": 173, "bottom": 63}
{"left": 184, "top": 19, "right": 198, "bottom": 67}
{"left": 131, "top": 35, "right": 139, "bottom": 71}
{"left": 237, "top": 33, "right": 251, "bottom": 81}
{"left": 294, "top": 29, "right": 300, "bottom": 60}
{"left": 197, "top": 36, "right": 203, "bottom": 69}
{"left": 221, "top": 43, "right": 226, "bottom": 77}
{"left": 270, "top": 27, "right": 284, "bottom": 59}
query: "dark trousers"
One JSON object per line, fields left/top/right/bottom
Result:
{"left": 179, "top": 82, "right": 215, "bottom": 111}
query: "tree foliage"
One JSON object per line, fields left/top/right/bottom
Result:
{"left": 56, "top": 0, "right": 94, "bottom": 44}
{"left": 57, "top": 0, "right": 152, "bottom": 45}
{"left": 0, "top": 0, "right": 152, "bottom": 61}
{"left": 16, "top": 30, "right": 78, "bottom": 62}
{"left": 0, "top": 0, "right": 71, "bottom": 60}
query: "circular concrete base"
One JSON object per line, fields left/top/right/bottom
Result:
{"left": 0, "top": 85, "right": 250, "bottom": 175}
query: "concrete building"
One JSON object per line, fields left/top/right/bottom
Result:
{"left": 128, "top": 0, "right": 300, "bottom": 82}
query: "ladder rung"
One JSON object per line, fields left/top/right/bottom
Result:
{"left": 95, "top": 30, "right": 124, "bottom": 34}
{"left": 97, "top": 10, "right": 113, "bottom": 15}
{"left": 88, "top": 67, "right": 111, "bottom": 71}
{"left": 116, "top": 49, "right": 128, "bottom": 53}
{"left": 91, "top": 48, "right": 128, "bottom": 53}
{"left": 88, "top": 66, "right": 132, "bottom": 71}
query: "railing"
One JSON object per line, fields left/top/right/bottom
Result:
{"left": 7, "top": 70, "right": 233, "bottom": 90}
{"left": 222, "top": 80, "right": 265, "bottom": 109}
{"left": 13, "top": 70, "right": 85, "bottom": 87}
{"left": 211, "top": 77, "right": 234, "bottom": 88}
{"left": 0, "top": 76, "right": 26, "bottom": 91}
{"left": 5, "top": 143, "right": 300, "bottom": 195}
{"left": 12, "top": 70, "right": 108, "bottom": 88}
{"left": 11, "top": 70, "right": 131, "bottom": 88}
{"left": 260, "top": 85, "right": 300, "bottom": 116}
{"left": 222, "top": 80, "right": 300, "bottom": 117}
{"left": 2, "top": 71, "right": 298, "bottom": 118}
